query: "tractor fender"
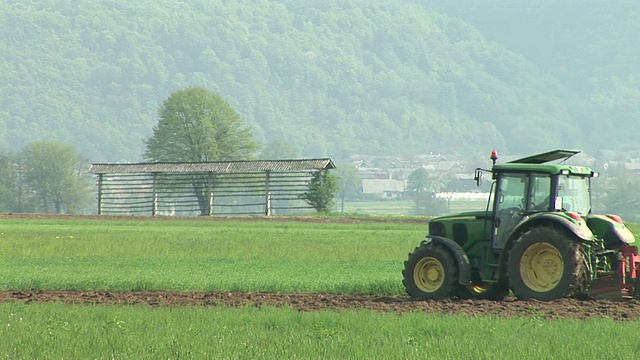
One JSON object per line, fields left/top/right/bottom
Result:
{"left": 509, "top": 212, "right": 594, "bottom": 242}
{"left": 586, "top": 214, "right": 636, "bottom": 246}
{"left": 427, "top": 235, "right": 471, "bottom": 285}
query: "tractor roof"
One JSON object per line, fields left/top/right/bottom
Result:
{"left": 508, "top": 149, "right": 580, "bottom": 164}
{"left": 494, "top": 149, "right": 594, "bottom": 176}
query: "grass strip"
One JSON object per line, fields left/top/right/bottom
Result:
{"left": 0, "top": 302, "right": 637, "bottom": 360}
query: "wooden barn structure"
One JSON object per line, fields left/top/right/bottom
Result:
{"left": 88, "top": 159, "right": 335, "bottom": 216}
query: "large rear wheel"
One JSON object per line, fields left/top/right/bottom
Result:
{"left": 403, "top": 242, "right": 458, "bottom": 300}
{"left": 508, "top": 226, "right": 588, "bottom": 300}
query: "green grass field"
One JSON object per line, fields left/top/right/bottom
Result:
{"left": 0, "top": 217, "right": 427, "bottom": 293}
{"left": 0, "top": 216, "right": 639, "bottom": 359}
{"left": 1, "top": 302, "right": 637, "bottom": 359}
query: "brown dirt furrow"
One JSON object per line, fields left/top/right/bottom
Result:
{"left": 2, "top": 290, "right": 640, "bottom": 321}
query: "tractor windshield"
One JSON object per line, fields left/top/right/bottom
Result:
{"left": 557, "top": 175, "right": 591, "bottom": 215}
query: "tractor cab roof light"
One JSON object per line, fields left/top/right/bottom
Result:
{"left": 490, "top": 150, "right": 499, "bottom": 166}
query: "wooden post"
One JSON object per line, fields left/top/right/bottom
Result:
{"left": 152, "top": 173, "right": 158, "bottom": 216}
{"left": 97, "top": 174, "right": 103, "bottom": 215}
{"left": 208, "top": 172, "right": 214, "bottom": 216}
{"left": 265, "top": 171, "right": 271, "bottom": 216}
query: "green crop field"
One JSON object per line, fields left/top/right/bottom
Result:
{"left": 0, "top": 216, "right": 427, "bottom": 293}
{"left": 0, "top": 302, "right": 637, "bottom": 359}
{"left": 0, "top": 216, "right": 639, "bottom": 359}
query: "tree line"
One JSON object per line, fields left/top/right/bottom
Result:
{"left": 2, "top": 84, "right": 638, "bottom": 220}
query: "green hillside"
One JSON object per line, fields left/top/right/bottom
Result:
{"left": 420, "top": 0, "right": 640, "bottom": 149}
{"left": 1, "top": 0, "right": 637, "bottom": 162}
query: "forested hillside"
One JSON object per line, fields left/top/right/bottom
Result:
{"left": 420, "top": 0, "right": 640, "bottom": 150}
{"left": 1, "top": 0, "right": 638, "bottom": 162}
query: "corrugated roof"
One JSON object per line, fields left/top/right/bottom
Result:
{"left": 89, "top": 158, "right": 336, "bottom": 174}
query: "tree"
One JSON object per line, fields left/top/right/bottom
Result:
{"left": 22, "top": 141, "right": 92, "bottom": 214}
{"left": 300, "top": 170, "right": 339, "bottom": 213}
{"left": 144, "top": 87, "right": 260, "bottom": 215}
{"left": 144, "top": 87, "right": 260, "bottom": 162}
{"left": 406, "top": 168, "right": 448, "bottom": 215}
{"left": 333, "top": 163, "right": 362, "bottom": 212}
{"left": 407, "top": 168, "right": 430, "bottom": 211}
{"left": 0, "top": 150, "right": 21, "bottom": 212}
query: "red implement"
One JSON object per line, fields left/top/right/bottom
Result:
{"left": 620, "top": 245, "right": 640, "bottom": 298}
{"left": 586, "top": 245, "right": 640, "bottom": 300}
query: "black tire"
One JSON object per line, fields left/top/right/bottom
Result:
{"left": 403, "top": 242, "right": 459, "bottom": 300}
{"left": 507, "top": 226, "right": 588, "bottom": 301}
{"left": 458, "top": 281, "right": 510, "bottom": 300}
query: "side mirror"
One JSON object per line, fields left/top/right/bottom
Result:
{"left": 474, "top": 169, "right": 483, "bottom": 187}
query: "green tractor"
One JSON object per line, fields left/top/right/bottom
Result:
{"left": 403, "top": 149, "right": 640, "bottom": 301}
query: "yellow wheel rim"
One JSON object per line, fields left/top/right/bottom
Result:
{"left": 414, "top": 257, "right": 445, "bottom": 293}
{"left": 520, "top": 242, "right": 563, "bottom": 292}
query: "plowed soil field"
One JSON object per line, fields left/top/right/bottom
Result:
{"left": 2, "top": 290, "right": 640, "bottom": 321}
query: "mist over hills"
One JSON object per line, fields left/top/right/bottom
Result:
{"left": 1, "top": 0, "right": 637, "bottom": 162}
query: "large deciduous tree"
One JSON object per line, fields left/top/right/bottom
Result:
{"left": 144, "top": 87, "right": 260, "bottom": 215}
{"left": 22, "top": 141, "right": 92, "bottom": 214}
{"left": 144, "top": 87, "right": 259, "bottom": 162}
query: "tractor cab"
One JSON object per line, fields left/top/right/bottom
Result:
{"left": 486, "top": 150, "right": 596, "bottom": 251}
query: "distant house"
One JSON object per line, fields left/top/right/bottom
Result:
{"left": 362, "top": 179, "right": 406, "bottom": 199}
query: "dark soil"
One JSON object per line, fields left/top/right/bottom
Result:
{"left": 2, "top": 290, "right": 640, "bottom": 321}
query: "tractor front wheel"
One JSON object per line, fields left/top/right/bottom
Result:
{"left": 508, "top": 226, "right": 588, "bottom": 300}
{"left": 403, "top": 242, "right": 459, "bottom": 300}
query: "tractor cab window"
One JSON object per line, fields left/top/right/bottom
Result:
{"left": 493, "top": 173, "right": 529, "bottom": 249}
{"left": 557, "top": 175, "right": 591, "bottom": 215}
{"left": 497, "top": 173, "right": 528, "bottom": 212}
{"left": 531, "top": 175, "right": 552, "bottom": 211}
